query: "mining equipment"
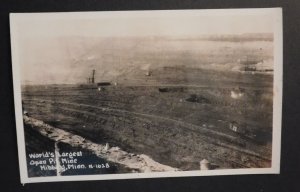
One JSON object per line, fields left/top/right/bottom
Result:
{"left": 86, "top": 69, "right": 96, "bottom": 84}
{"left": 80, "top": 69, "right": 97, "bottom": 88}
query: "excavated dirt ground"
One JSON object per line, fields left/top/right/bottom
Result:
{"left": 22, "top": 73, "right": 273, "bottom": 171}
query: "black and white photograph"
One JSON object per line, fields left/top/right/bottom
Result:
{"left": 10, "top": 8, "right": 282, "bottom": 183}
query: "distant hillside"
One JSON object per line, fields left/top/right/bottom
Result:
{"left": 174, "top": 33, "right": 273, "bottom": 42}
{"left": 21, "top": 34, "right": 273, "bottom": 85}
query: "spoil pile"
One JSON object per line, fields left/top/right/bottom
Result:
{"left": 23, "top": 115, "right": 178, "bottom": 173}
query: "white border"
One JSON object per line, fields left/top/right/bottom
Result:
{"left": 10, "top": 8, "right": 282, "bottom": 184}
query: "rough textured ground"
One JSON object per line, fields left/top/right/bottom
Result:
{"left": 24, "top": 116, "right": 177, "bottom": 174}
{"left": 22, "top": 67, "right": 273, "bottom": 171}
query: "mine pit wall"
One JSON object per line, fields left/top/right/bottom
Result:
{"left": 23, "top": 116, "right": 177, "bottom": 176}
{"left": 25, "top": 123, "right": 56, "bottom": 177}
{"left": 23, "top": 99, "right": 271, "bottom": 170}
{"left": 24, "top": 123, "right": 130, "bottom": 177}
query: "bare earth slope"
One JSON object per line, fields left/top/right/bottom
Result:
{"left": 22, "top": 67, "right": 272, "bottom": 171}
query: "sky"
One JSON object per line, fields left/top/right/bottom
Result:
{"left": 13, "top": 9, "right": 278, "bottom": 38}
{"left": 10, "top": 9, "right": 281, "bottom": 84}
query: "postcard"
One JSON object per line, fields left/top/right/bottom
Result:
{"left": 10, "top": 8, "right": 282, "bottom": 183}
